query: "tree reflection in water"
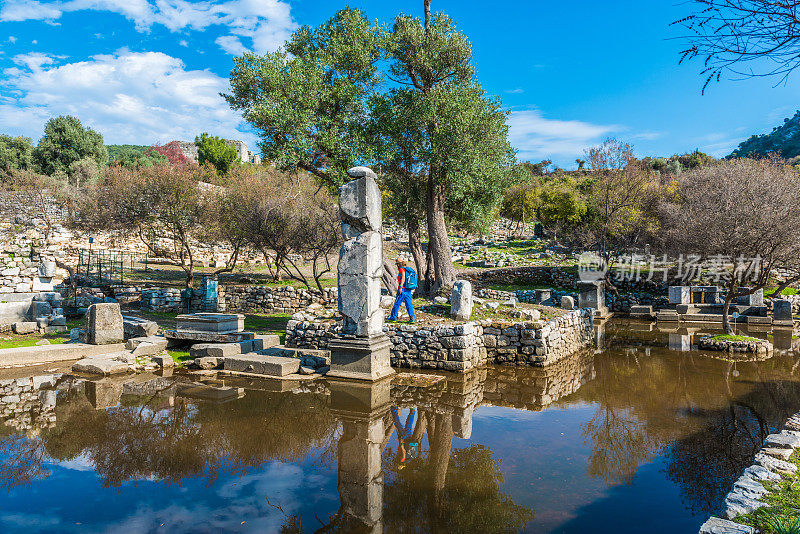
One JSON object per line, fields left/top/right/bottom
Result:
{"left": 579, "top": 321, "right": 800, "bottom": 515}
{"left": 1, "top": 382, "right": 338, "bottom": 490}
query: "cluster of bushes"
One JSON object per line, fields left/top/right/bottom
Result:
{"left": 0, "top": 115, "right": 253, "bottom": 187}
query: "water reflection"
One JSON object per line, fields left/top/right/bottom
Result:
{"left": 1, "top": 323, "right": 800, "bottom": 533}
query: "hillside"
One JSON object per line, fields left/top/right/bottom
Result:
{"left": 730, "top": 110, "right": 800, "bottom": 159}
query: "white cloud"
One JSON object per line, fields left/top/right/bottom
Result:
{"left": 1, "top": 1, "right": 61, "bottom": 22}
{"left": 8, "top": 35, "right": 18, "bottom": 43}
{"left": 0, "top": 50, "right": 258, "bottom": 149}
{"left": 215, "top": 35, "right": 248, "bottom": 56}
{"left": 178, "top": 39, "right": 188, "bottom": 47}
{"left": 0, "top": 0, "right": 297, "bottom": 54}
{"left": 508, "top": 109, "right": 620, "bottom": 163}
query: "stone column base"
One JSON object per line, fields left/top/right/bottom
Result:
{"left": 327, "top": 334, "right": 395, "bottom": 382}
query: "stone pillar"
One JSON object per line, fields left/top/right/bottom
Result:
{"left": 774, "top": 299, "right": 794, "bottom": 327}
{"left": 668, "top": 286, "right": 690, "bottom": 305}
{"left": 578, "top": 281, "right": 608, "bottom": 317}
{"left": 328, "top": 167, "right": 394, "bottom": 381}
{"left": 450, "top": 280, "right": 473, "bottom": 321}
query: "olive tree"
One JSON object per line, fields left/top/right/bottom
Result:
{"left": 33, "top": 115, "right": 107, "bottom": 176}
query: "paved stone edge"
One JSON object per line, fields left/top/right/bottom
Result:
{"left": 698, "top": 412, "right": 800, "bottom": 533}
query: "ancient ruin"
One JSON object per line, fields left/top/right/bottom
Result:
{"left": 327, "top": 167, "right": 394, "bottom": 381}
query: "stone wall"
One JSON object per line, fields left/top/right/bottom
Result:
{"left": 220, "top": 285, "right": 336, "bottom": 314}
{"left": 286, "top": 308, "right": 594, "bottom": 372}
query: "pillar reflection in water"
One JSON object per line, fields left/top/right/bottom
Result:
{"left": 328, "top": 378, "right": 391, "bottom": 534}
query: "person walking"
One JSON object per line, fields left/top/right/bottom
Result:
{"left": 389, "top": 259, "right": 417, "bottom": 323}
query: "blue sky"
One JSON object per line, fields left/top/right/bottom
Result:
{"left": 1, "top": 0, "right": 798, "bottom": 168}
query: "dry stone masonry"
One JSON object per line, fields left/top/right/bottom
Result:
{"left": 287, "top": 308, "right": 593, "bottom": 372}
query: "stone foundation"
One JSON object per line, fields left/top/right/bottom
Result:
{"left": 286, "top": 308, "right": 594, "bottom": 372}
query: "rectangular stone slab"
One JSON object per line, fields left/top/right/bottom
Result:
{"left": 224, "top": 354, "right": 300, "bottom": 376}
{"left": 164, "top": 330, "right": 254, "bottom": 343}
{"left": 175, "top": 313, "right": 244, "bottom": 334}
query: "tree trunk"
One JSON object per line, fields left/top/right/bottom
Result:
{"left": 382, "top": 258, "right": 398, "bottom": 295}
{"left": 722, "top": 279, "right": 738, "bottom": 335}
{"left": 408, "top": 217, "right": 429, "bottom": 294}
{"left": 424, "top": 0, "right": 431, "bottom": 31}
{"left": 769, "top": 275, "right": 800, "bottom": 298}
{"left": 426, "top": 179, "right": 455, "bottom": 295}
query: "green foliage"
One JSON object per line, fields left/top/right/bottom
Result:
{"left": 732, "top": 110, "right": 800, "bottom": 159}
{"left": 195, "top": 133, "right": 238, "bottom": 174}
{"left": 67, "top": 157, "right": 100, "bottom": 187}
{"left": 108, "top": 145, "right": 168, "bottom": 169}
{"left": 538, "top": 181, "right": 586, "bottom": 232}
{"left": 224, "top": 7, "right": 383, "bottom": 186}
{"left": 500, "top": 184, "right": 539, "bottom": 224}
{"left": 33, "top": 115, "right": 107, "bottom": 176}
{"left": 0, "top": 135, "right": 34, "bottom": 177}
{"left": 765, "top": 514, "right": 800, "bottom": 534}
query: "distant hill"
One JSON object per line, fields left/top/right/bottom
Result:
{"left": 730, "top": 111, "right": 800, "bottom": 159}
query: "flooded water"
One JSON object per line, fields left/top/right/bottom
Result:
{"left": 2, "top": 320, "right": 800, "bottom": 533}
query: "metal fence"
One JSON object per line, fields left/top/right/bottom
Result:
{"left": 77, "top": 250, "right": 149, "bottom": 285}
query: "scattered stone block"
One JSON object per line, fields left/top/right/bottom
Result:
{"left": 774, "top": 299, "right": 794, "bottom": 326}
{"left": 123, "top": 316, "right": 159, "bottom": 338}
{"left": 450, "top": 281, "right": 473, "bottom": 321}
{"left": 50, "top": 315, "right": 66, "bottom": 326}
{"left": 764, "top": 431, "right": 800, "bottom": 449}
{"left": 193, "top": 356, "right": 222, "bottom": 370}
{"left": 86, "top": 303, "right": 124, "bottom": 345}
{"left": 299, "top": 366, "right": 316, "bottom": 375}
{"left": 724, "top": 491, "right": 766, "bottom": 519}
{"left": 253, "top": 334, "right": 280, "bottom": 351}
{"left": 127, "top": 336, "right": 168, "bottom": 357}
{"left": 72, "top": 358, "right": 129, "bottom": 376}
{"left": 36, "top": 317, "right": 49, "bottom": 328}
{"left": 755, "top": 452, "right": 797, "bottom": 474}
{"left": 152, "top": 354, "right": 174, "bottom": 368}
{"left": 699, "top": 517, "right": 756, "bottom": 534}
{"left": 763, "top": 447, "right": 793, "bottom": 460}
{"left": 13, "top": 321, "right": 37, "bottom": 334}
{"left": 578, "top": 281, "right": 608, "bottom": 315}
{"left": 561, "top": 296, "right": 574, "bottom": 310}
{"left": 629, "top": 305, "right": 654, "bottom": 318}
{"left": 224, "top": 354, "right": 301, "bottom": 376}
{"left": 30, "top": 301, "right": 52, "bottom": 318}
{"left": 35, "top": 339, "right": 50, "bottom": 346}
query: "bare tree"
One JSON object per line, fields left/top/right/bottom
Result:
{"left": 674, "top": 0, "right": 800, "bottom": 91}
{"left": 659, "top": 158, "right": 800, "bottom": 333}
{"left": 76, "top": 162, "right": 210, "bottom": 287}
{"left": 583, "top": 139, "right": 661, "bottom": 295}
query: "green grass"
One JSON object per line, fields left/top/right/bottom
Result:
{"left": 167, "top": 349, "right": 193, "bottom": 364}
{"left": 0, "top": 318, "right": 83, "bottom": 350}
{"left": 765, "top": 287, "right": 800, "bottom": 296}
{"left": 737, "top": 451, "right": 800, "bottom": 533}
{"left": 711, "top": 334, "right": 764, "bottom": 343}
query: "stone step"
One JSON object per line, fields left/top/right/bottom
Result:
{"left": 223, "top": 354, "right": 301, "bottom": 377}
{"left": 0, "top": 342, "right": 127, "bottom": 367}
